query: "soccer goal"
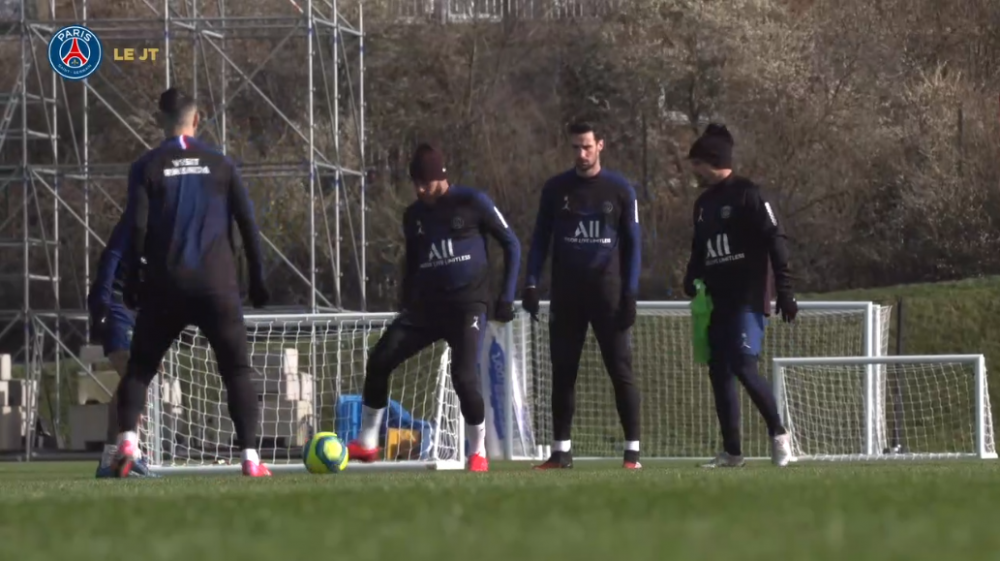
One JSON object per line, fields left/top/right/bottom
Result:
{"left": 142, "top": 313, "right": 466, "bottom": 475}
{"left": 773, "top": 354, "right": 996, "bottom": 461}
{"left": 511, "top": 301, "right": 893, "bottom": 461}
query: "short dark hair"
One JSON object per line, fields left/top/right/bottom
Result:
{"left": 158, "top": 87, "right": 196, "bottom": 120}
{"left": 566, "top": 120, "right": 602, "bottom": 140}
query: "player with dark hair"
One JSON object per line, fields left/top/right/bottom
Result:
{"left": 87, "top": 216, "right": 156, "bottom": 478}
{"left": 523, "top": 121, "right": 643, "bottom": 470}
{"left": 346, "top": 143, "right": 521, "bottom": 472}
{"left": 111, "top": 87, "right": 272, "bottom": 478}
{"left": 683, "top": 123, "right": 795, "bottom": 468}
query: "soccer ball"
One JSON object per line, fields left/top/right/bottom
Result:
{"left": 302, "top": 431, "right": 349, "bottom": 474}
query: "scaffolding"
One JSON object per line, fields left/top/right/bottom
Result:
{"left": 0, "top": 0, "right": 365, "bottom": 454}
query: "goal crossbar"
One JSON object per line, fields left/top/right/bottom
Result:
{"left": 773, "top": 354, "right": 996, "bottom": 461}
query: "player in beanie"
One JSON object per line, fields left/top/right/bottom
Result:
{"left": 346, "top": 143, "right": 520, "bottom": 472}
{"left": 683, "top": 123, "right": 795, "bottom": 468}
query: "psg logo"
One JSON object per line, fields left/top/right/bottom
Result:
{"left": 48, "top": 25, "right": 103, "bottom": 81}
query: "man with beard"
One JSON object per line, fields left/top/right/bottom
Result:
{"left": 522, "top": 121, "right": 643, "bottom": 470}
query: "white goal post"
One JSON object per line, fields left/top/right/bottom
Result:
{"left": 773, "top": 354, "right": 996, "bottom": 461}
{"left": 507, "top": 300, "right": 892, "bottom": 461}
{"left": 139, "top": 300, "right": 904, "bottom": 473}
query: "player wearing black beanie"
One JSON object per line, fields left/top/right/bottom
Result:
{"left": 684, "top": 123, "right": 796, "bottom": 469}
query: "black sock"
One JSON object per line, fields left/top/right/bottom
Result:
{"left": 222, "top": 371, "right": 259, "bottom": 451}
{"left": 115, "top": 360, "right": 155, "bottom": 433}
{"left": 735, "top": 355, "right": 786, "bottom": 437}
{"left": 708, "top": 361, "right": 742, "bottom": 456}
{"left": 610, "top": 377, "right": 641, "bottom": 442}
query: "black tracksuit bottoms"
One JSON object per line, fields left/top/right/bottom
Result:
{"left": 116, "top": 291, "right": 259, "bottom": 450}
{"left": 548, "top": 294, "right": 640, "bottom": 443}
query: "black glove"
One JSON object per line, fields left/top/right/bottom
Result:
{"left": 521, "top": 286, "right": 540, "bottom": 321}
{"left": 494, "top": 300, "right": 516, "bottom": 323}
{"left": 89, "top": 306, "right": 108, "bottom": 344}
{"left": 122, "top": 258, "right": 146, "bottom": 311}
{"left": 617, "top": 293, "right": 637, "bottom": 330}
{"left": 249, "top": 281, "right": 271, "bottom": 308}
{"left": 683, "top": 275, "right": 697, "bottom": 298}
{"left": 776, "top": 292, "right": 798, "bottom": 323}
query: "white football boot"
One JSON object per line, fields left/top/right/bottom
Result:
{"left": 700, "top": 451, "right": 746, "bottom": 468}
{"left": 771, "top": 433, "right": 793, "bottom": 467}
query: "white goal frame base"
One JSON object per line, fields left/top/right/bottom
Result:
{"left": 149, "top": 459, "right": 465, "bottom": 476}
{"left": 774, "top": 354, "right": 997, "bottom": 461}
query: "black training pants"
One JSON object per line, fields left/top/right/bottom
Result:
{"left": 116, "top": 291, "right": 259, "bottom": 450}
{"left": 548, "top": 295, "right": 640, "bottom": 442}
{"left": 363, "top": 305, "right": 487, "bottom": 425}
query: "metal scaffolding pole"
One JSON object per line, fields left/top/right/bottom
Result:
{"left": 0, "top": 0, "right": 366, "bottom": 457}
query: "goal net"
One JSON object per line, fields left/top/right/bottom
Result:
{"left": 138, "top": 300, "right": 895, "bottom": 473}
{"left": 142, "top": 313, "right": 466, "bottom": 474}
{"left": 774, "top": 355, "right": 996, "bottom": 460}
{"left": 515, "top": 301, "right": 892, "bottom": 460}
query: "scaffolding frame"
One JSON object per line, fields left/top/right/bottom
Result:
{"left": 0, "top": 0, "right": 365, "bottom": 456}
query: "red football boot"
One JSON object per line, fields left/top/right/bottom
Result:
{"left": 242, "top": 461, "right": 272, "bottom": 477}
{"left": 467, "top": 453, "right": 489, "bottom": 472}
{"left": 347, "top": 440, "right": 380, "bottom": 463}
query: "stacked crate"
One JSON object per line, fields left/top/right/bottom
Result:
{"left": 0, "top": 354, "right": 39, "bottom": 450}
{"left": 196, "top": 348, "right": 315, "bottom": 450}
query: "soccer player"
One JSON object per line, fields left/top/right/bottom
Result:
{"left": 346, "top": 144, "right": 520, "bottom": 472}
{"left": 87, "top": 216, "right": 156, "bottom": 478}
{"left": 682, "top": 123, "right": 795, "bottom": 468}
{"left": 522, "top": 121, "right": 642, "bottom": 470}
{"left": 111, "top": 87, "right": 272, "bottom": 478}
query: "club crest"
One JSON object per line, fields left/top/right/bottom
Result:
{"left": 451, "top": 216, "right": 464, "bottom": 230}
{"left": 601, "top": 201, "right": 613, "bottom": 214}
{"left": 561, "top": 196, "right": 571, "bottom": 211}
{"left": 720, "top": 205, "right": 731, "bottom": 220}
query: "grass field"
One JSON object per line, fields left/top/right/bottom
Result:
{"left": 2, "top": 460, "right": 999, "bottom": 561}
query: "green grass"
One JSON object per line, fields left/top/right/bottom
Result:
{"left": 2, "top": 461, "right": 1000, "bottom": 561}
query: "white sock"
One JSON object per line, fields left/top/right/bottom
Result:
{"left": 553, "top": 440, "right": 571, "bottom": 452}
{"left": 241, "top": 449, "right": 260, "bottom": 464}
{"left": 360, "top": 405, "right": 385, "bottom": 449}
{"left": 100, "top": 444, "right": 117, "bottom": 467}
{"left": 625, "top": 440, "right": 640, "bottom": 452}
{"left": 467, "top": 421, "right": 486, "bottom": 457}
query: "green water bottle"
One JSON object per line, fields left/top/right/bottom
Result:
{"left": 691, "top": 279, "right": 713, "bottom": 364}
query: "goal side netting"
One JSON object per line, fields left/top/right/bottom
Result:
{"left": 774, "top": 355, "right": 996, "bottom": 461}
{"left": 514, "top": 301, "right": 893, "bottom": 460}
{"left": 143, "top": 313, "right": 466, "bottom": 475}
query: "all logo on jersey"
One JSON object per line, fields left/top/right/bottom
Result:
{"left": 421, "top": 238, "right": 471, "bottom": 268}
{"left": 704, "top": 233, "right": 745, "bottom": 266}
{"left": 566, "top": 220, "right": 611, "bottom": 244}
{"left": 48, "top": 25, "right": 104, "bottom": 81}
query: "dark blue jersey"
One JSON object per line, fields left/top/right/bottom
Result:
{"left": 684, "top": 174, "right": 792, "bottom": 314}
{"left": 86, "top": 215, "right": 132, "bottom": 317}
{"left": 125, "top": 136, "right": 265, "bottom": 296}
{"left": 525, "top": 168, "right": 641, "bottom": 297}
{"left": 401, "top": 185, "right": 520, "bottom": 312}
